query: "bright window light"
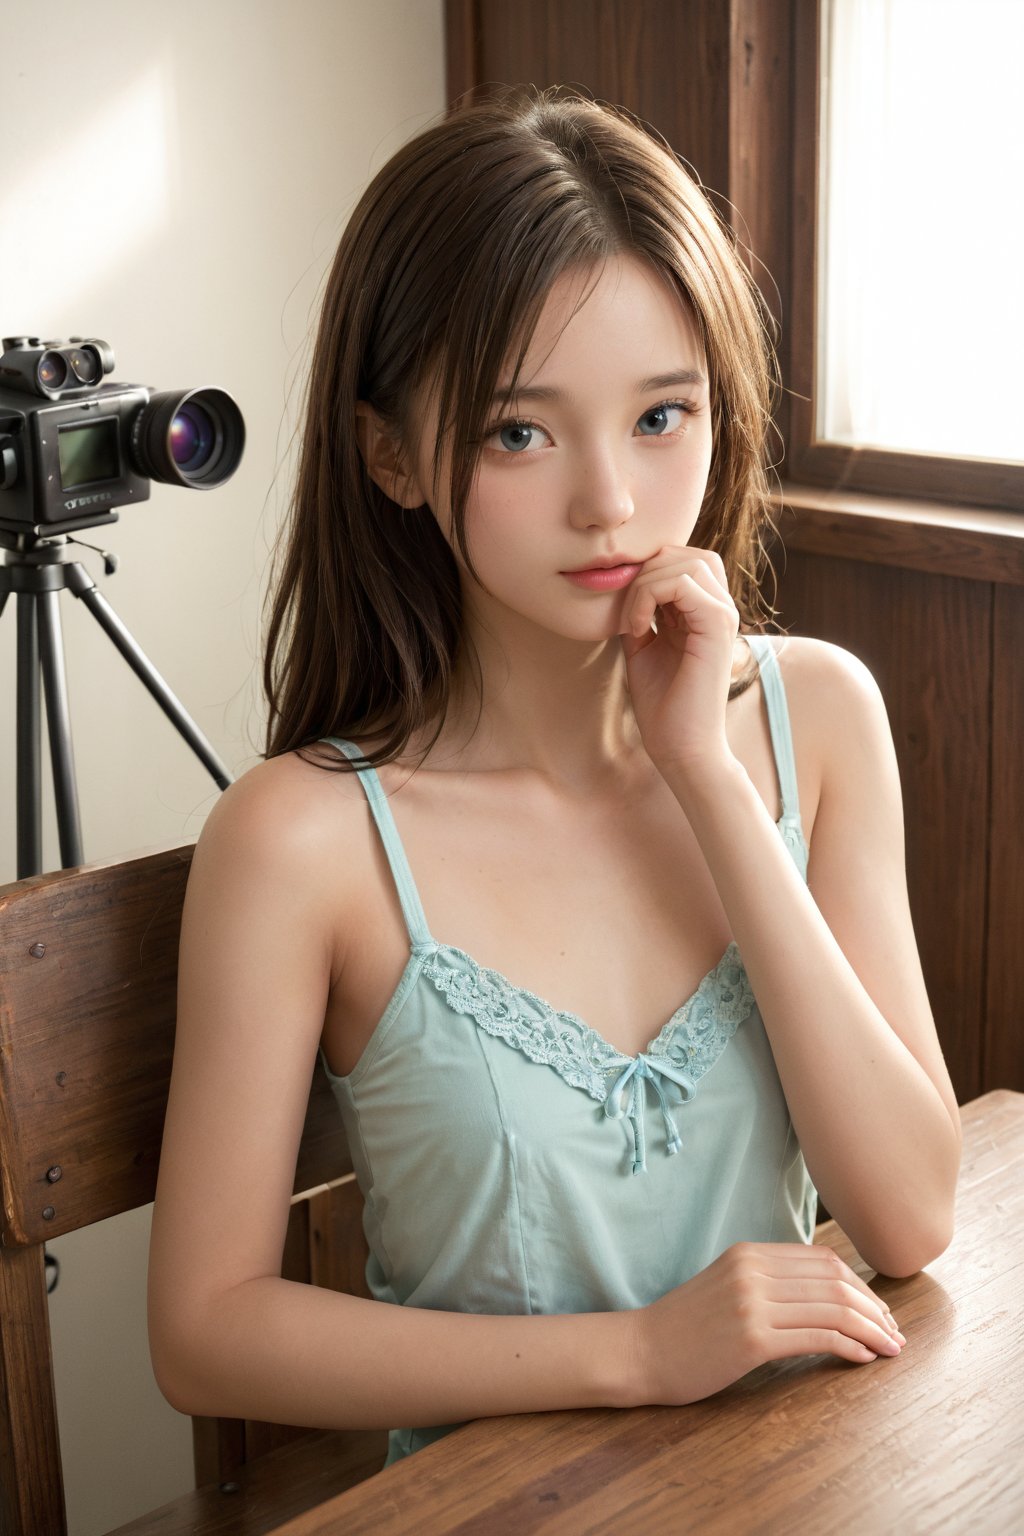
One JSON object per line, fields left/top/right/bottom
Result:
{"left": 819, "top": 0, "right": 1024, "bottom": 463}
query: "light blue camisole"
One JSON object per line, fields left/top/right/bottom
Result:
{"left": 320, "top": 636, "right": 817, "bottom": 1464}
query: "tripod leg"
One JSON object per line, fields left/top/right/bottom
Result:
{"left": 36, "top": 588, "right": 84, "bottom": 869}
{"left": 63, "top": 563, "right": 233, "bottom": 790}
{"left": 16, "top": 594, "right": 42, "bottom": 879}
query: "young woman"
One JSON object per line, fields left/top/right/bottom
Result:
{"left": 148, "top": 88, "right": 961, "bottom": 1465}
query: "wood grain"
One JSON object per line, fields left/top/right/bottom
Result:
{"left": 769, "top": 548, "right": 991, "bottom": 1103}
{"left": 107, "top": 1430, "right": 389, "bottom": 1536}
{"left": 0, "top": 1243, "right": 63, "bottom": 1534}
{"left": 987, "top": 586, "right": 1024, "bottom": 1091}
{"left": 727, "top": 0, "right": 794, "bottom": 448}
{"left": 0, "top": 847, "right": 381, "bottom": 1533}
{"left": 0, "top": 847, "right": 351, "bottom": 1248}
{"left": 442, "top": 0, "right": 799, "bottom": 472}
{"left": 257, "top": 1092, "right": 1024, "bottom": 1536}
{"left": 773, "top": 484, "right": 1024, "bottom": 587}
{"left": 471, "top": 0, "right": 733, "bottom": 213}
{"left": 444, "top": 0, "right": 480, "bottom": 107}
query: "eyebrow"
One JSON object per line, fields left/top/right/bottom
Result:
{"left": 490, "top": 367, "right": 707, "bottom": 405}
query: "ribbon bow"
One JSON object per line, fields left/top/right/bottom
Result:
{"left": 603, "top": 1053, "right": 697, "bottom": 1175}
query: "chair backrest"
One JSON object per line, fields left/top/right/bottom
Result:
{"left": 0, "top": 846, "right": 369, "bottom": 1534}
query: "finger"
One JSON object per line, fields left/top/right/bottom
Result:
{"left": 640, "top": 547, "right": 731, "bottom": 595}
{"left": 792, "top": 1259, "right": 902, "bottom": 1333}
{"left": 632, "top": 556, "right": 729, "bottom": 604}
{"left": 648, "top": 573, "right": 736, "bottom": 643}
{"left": 738, "top": 1245, "right": 899, "bottom": 1325}
{"left": 627, "top": 571, "right": 733, "bottom": 639}
{"left": 622, "top": 553, "right": 730, "bottom": 634}
{"left": 673, "top": 552, "right": 730, "bottom": 595}
{"left": 769, "top": 1278, "right": 905, "bottom": 1343}
{"left": 762, "top": 1326, "right": 889, "bottom": 1367}
{"left": 639, "top": 563, "right": 735, "bottom": 613}
{"left": 741, "top": 1245, "right": 904, "bottom": 1344}
{"left": 685, "top": 556, "right": 733, "bottom": 601}
{"left": 771, "top": 1300, "right": 903, "bottom": 1355}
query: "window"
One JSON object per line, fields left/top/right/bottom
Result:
{"left": 787, "top": 0, "right": 1023, "bottom": 510}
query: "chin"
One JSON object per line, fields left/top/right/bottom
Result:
{"left": 532, "top": 609, "right": 622, "bottom": 644}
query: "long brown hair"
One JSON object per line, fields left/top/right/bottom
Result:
{"left": 264, "top": 87, "right": 780, "bottom": 766}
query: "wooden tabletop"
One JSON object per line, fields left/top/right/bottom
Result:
{"left": 274, "top": 1090, "right": 1024, "bottom": 1535}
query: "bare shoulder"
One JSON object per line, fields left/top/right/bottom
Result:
{"left": 767, "top": 633, "right": 887, "bottom": 738}
{"left": 764, "top": 635, "right": 899, "bottom": 825}
{"left": 765, "top": 630, "right": 878, "bottom": 689}
{"left": 189, "top": 747, "right": 372, "bottom": 918}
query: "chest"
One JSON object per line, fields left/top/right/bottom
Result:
{"left": 324, "top": 678, "right": 805, "bottom": 1075}
{"left": 411, "top": 782, "right": 725, "bottom": 1025}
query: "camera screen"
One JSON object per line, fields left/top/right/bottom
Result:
{"left": 58, "top": 418, "right": 119, "bottom": 489}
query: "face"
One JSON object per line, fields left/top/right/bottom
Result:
{"left": 411, "top": 255, "right": 714, "bottom": 645}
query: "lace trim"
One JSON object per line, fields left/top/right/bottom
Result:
{"left": 420, "top": 942, "right": 756, "bottom": 1103}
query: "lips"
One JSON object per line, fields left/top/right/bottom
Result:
{"left": 561, "top": 563, "right": 642, "bottom": 592}
{"left": 562, "top": 555, "right": 643, "bottom": 572}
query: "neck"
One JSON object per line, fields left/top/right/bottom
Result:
{"left": 427, "top": 609, "right": 646, "bottom": 793}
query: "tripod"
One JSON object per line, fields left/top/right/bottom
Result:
{"left": 1, "top": 529, "right": 233, "bottom": 879}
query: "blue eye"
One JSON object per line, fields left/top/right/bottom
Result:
{"left": 636, "top": 403, "right": 689, "bottom": 436}
{"left": 487, "top": 419, "right": 552, "bottom": 453}
{"left": 497, "top": 422, "right": 536, "bottom": 452}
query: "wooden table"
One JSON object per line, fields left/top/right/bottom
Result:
{"left": 274, "top": 1090, "right": 1024, "bottom": 1534}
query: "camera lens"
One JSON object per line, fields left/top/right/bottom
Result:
{"left": 37, "top": 350, "right": 68, "bottom": 390}
{"left": 131, "top": 387, "right": 245, "bottom": 488}
{"left": 68, "top": 346, "right": 101, "bottom": 384}
{"left": 169, "top": 403, "right": 215, "bottom": 472}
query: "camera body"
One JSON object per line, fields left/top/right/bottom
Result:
{"left": 0, "top": 375, "right": 151, "bottom": 536}
{"left": 0, "top": 336, "right": 244, "bottom": 537}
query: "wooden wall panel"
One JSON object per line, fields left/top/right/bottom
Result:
{"left": 727, "top": 0, "right": 795, "bottom": 395}
{"left": 447, "top": 0, "right": 797, "bottom": 429}
{"left": 987, "top": 586, "right": 1024, "bottom": 1091}
{"left": 773, "top": 551, "right": 991, "bottom": 1103}
{"left": 467, "top": 0, "right": 734, "bottom": 212}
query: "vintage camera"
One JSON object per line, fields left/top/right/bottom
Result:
{"left": 0, "top": 336, "right": 245, "bottom": 536}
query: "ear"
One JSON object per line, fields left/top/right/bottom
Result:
{"left": 354, "top": 402, "right": 426, "bottom": 509}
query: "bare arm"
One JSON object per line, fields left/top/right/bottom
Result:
{"left": 147, "top": 757, "right": 632, "bottom": 1428}
{"left": 148, "top": 747, "right": 907, "bottom": 1434}
{"left": 660, "top": 639, "right": 961, "bottom": 1277}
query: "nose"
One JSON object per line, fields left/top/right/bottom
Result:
{"left": 567, "top": 442, "right": 635, "bottom": 532}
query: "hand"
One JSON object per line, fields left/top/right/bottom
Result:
{"left": 619, "top": 546, "right": 740, "bottom": 779}
{"left": 632, "top": 1242, "right": 906, "bottom": 1407}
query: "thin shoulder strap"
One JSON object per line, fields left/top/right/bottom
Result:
{"left": 744, "top": 636, "right": 801, "bottom": 824}
{"left": 320, "top": 739, "right": 433, "bottom": 949}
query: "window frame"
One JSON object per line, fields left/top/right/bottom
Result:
{"left": 786, "top": 0, "right": 1024, "bottom": 514}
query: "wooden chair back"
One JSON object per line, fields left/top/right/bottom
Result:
{"left": 0, "top": 846, "right": 386, "bottom": 1535}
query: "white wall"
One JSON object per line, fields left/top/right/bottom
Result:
{"left": 0, "top": 3, "right": 445, "bottom": 1530}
